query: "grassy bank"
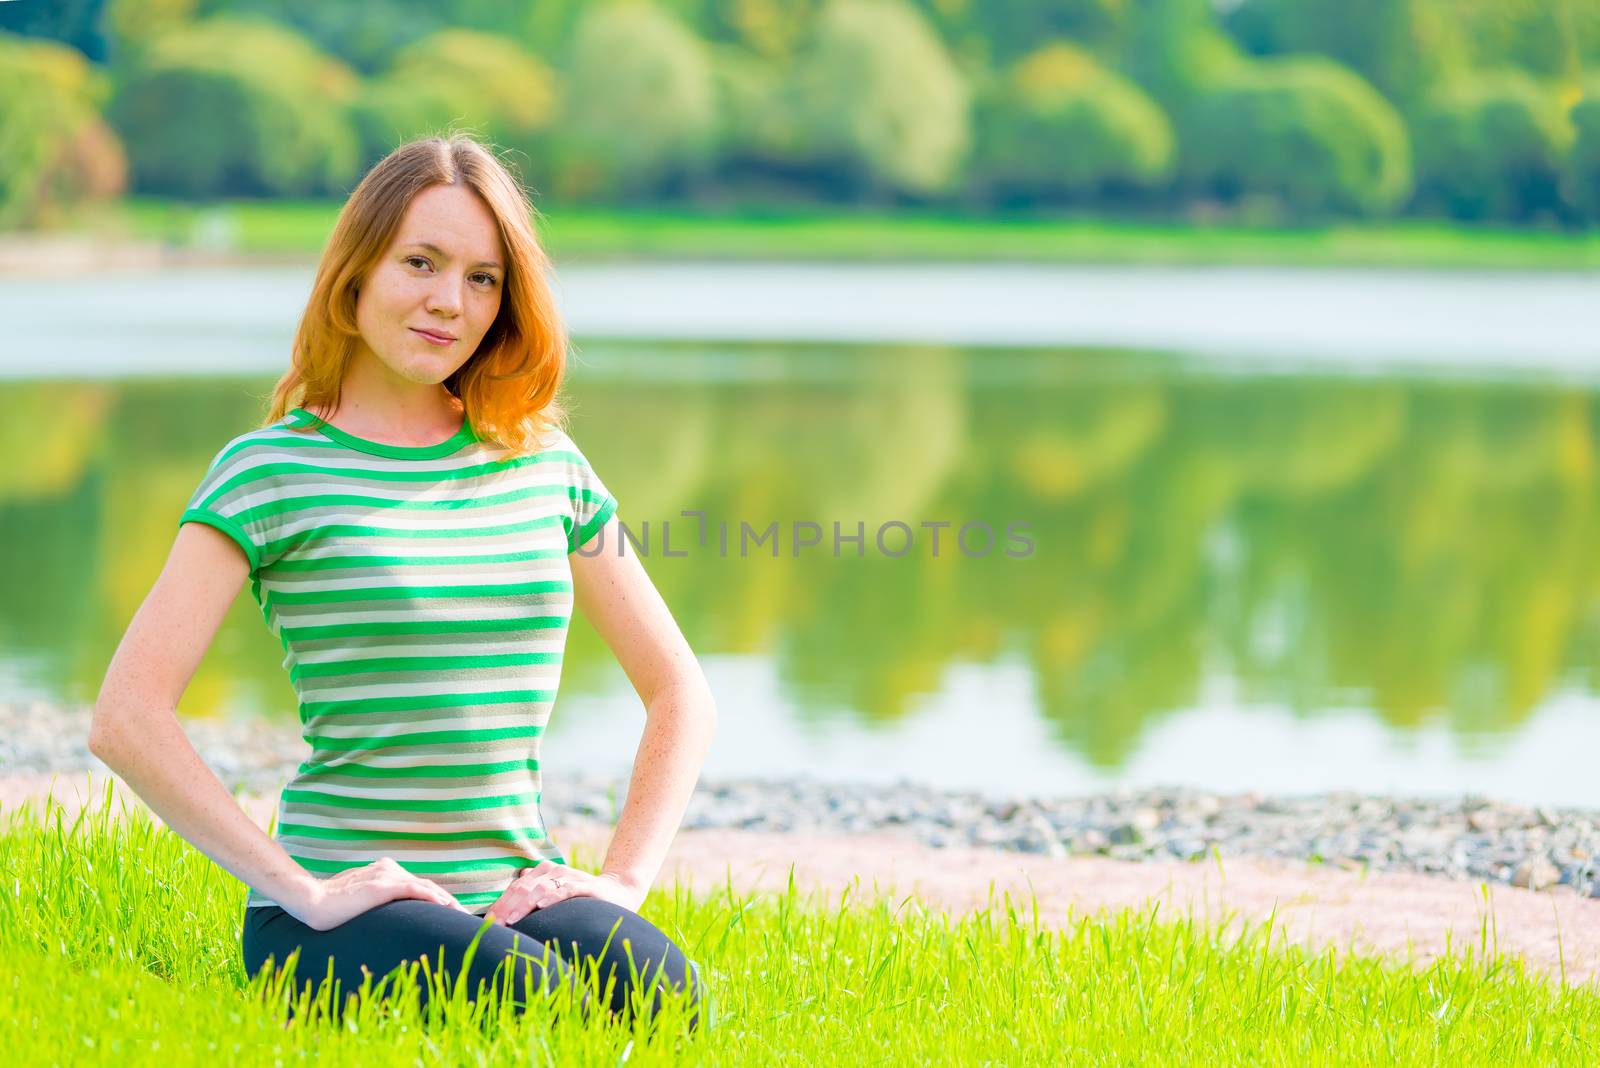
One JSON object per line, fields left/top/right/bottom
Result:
{"left": 103, "top": 198, "right": 1600, "bottom": 270}
{"left": 2, "top": 794, "right": 1599, "bottom": 1064}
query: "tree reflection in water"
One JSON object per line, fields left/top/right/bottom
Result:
{"left": 6, "top": 345, "right": 1597, "bottom": 773}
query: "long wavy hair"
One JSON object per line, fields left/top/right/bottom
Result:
{"left": 266, "top": 134, "right": 566, "bottom": 454}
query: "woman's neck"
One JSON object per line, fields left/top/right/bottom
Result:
{"left": 306, "top": 346, "right": 468, "bottom": 446}
{"left": 303, "top": 394, "right": 465, "bottom": 448}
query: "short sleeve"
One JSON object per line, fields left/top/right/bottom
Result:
{"left": 177, "top": 435, "right": 281, "bottom": 572}
{"left": 554, "top": 429, "right": 618, "bottom": 553}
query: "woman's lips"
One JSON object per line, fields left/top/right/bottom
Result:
{"left": 410, "top": 327, "right": 455, "bottom": 346}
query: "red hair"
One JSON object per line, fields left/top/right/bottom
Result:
{"left": 268, "top": 134, "right": 567, "bottom": 454}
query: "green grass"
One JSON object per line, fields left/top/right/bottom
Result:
{"left": 99, "top": 197, "right": 1600, "bottom": 270}
{"left": 3, "top": 789, "right": 1600, "bottom": 1065}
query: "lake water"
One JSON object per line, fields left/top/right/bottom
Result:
{"left": 6, "top": 338, "right": 1600, "bottom": 805}
{"left": 5, "top": 263, "right": 1598, "bottom": 378}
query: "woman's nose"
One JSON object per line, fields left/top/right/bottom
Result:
{"left": 426, "top": 276, "right": 465, "bottom": 316}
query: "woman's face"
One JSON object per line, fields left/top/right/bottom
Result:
{"left": 353, "top": 182, "right": 507, "bottom": 385}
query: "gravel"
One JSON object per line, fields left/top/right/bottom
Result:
{"left": 9, "top": 698, "right": 1598, "bottom": 897}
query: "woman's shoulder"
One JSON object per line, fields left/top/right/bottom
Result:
{"left": 199, "top": 414, "right": 319, "bottom": 474}
{"left": 525, "top": 422, "right": 595, "bottom": 462}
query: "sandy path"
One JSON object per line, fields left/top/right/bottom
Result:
{"left": 8, "top": 771, "right": 1600, "bottom": 989}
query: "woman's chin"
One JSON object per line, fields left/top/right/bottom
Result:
{"left": 381, "top": 353, "right": 465, "bottom": 385}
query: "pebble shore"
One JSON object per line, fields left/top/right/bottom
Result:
{"left": 8, "top": 700, "right": 1599, "bottom": 898}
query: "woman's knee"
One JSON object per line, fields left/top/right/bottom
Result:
{"left": 241, "top": 900, "right": 571, "bottom": 1014}
{"left": 511, "top": 897, "right": 702, "bottom": 1014}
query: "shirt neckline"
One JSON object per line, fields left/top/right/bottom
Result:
{"left": 289, "top": 406, "right": 477, "bottom": 459}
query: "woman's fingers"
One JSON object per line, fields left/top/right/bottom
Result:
{"left": 487, "top": 863, "right": 572, "bottom": 924}
{"left": 368, "top": 860, "right": 583, "bottom": 926}
{"left": 490, "top": 891, "right": 534, "bottom": 925}
{"left": 527, "top": 871, "right": 579, "bottom": 912}
{"left": 511, "top": 866, "right": 557, "bottom": 908}
{"left": 420, "top": 878, "right": 471, "bottom": 913}
{"left": 388, "top": 870, "right": 469, "bottom": 913}
{"left": 305, "top": 860, "right": 471, "bottom": 926}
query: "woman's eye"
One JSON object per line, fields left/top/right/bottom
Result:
{"left": 471, "top": 273, "right": 498, "bottom": 287}
{"left": 405, "top": 255, "right": 431, "bottom": 270}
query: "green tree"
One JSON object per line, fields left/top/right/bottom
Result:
{"left": 353, "top": 30, "right": 556, "bottom": 170}
{"left": 519, "top": 0, "right": 587, "bottom": 61}
{"left": 0, "top": 33, "right": 126, "bottom": 228}
{"left": 715, "top": 0, "right": 820, "bottom": 59}
{"left": 971, "top": 41, "right": 1175, "bottom": 204}
{"left": 107, "top": 17, "right": 361, "bottom": 198}
{"left": 1222, "top": 0, "right": 1468, "bottom": 105}
{"left": 190, "top": 0, "right": 440, "bottom": 72}
{"left": 1566, "top": 79, "right": 1600, "bottom": 221}
{"left": 708, "top": 44, "right": 801, "bottom": 164}
{"left": 1184, "top": 56, "right": 1413, "bottom": 217}
{"left": 104, "top": 0, "right": 198, "bottom": 62}
{"left": 1411, "top": 70, "right": 1575, "bottom": 221}
{"left": 919, "top": 0, "right": 1130, "bottom": 69}
{"left": 790, "top": 0, "right": 971, "bottom": 197}
{"left": 549, "top": 3, "right": 719, "bottom": 200}
{"left": 1449, "top": 0, "right": 1598, "bottom": 84}
{"left": 1119, "top": 0, "right": 1244, "bottom": 111}
{"left": 0, "top": 0, "right": 109, "bottom": 61}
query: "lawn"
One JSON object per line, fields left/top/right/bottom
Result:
{"left": 2, "top": 791, "right": 1599, "bottom": 1065}
{"left": 102, "top": 198, "right": 1600, "bottom": 270}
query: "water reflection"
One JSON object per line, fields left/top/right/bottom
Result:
{"left": 4, "top": 346, "right": 1599, "bottom": 797}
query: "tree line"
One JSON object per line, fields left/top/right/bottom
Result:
{"left": 3, "top": 0, "right": 1599, "bottom": 229}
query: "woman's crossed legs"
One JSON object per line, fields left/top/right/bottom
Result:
{"left": 242, "top": 896, "right": 702, "bottom": 1024}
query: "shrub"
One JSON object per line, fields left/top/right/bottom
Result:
{"left": 971, "top": 41, "right": 1175, "bottom": 203}
{"left": 1183, "top": 55, "right": 1412, "bottom": 216}
{"left": 107, "top": 17, "right": 360, "bottom": 198}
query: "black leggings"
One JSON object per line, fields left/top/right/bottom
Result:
{"left": 242, "top": 897, "right": 702, "bottom": 1024}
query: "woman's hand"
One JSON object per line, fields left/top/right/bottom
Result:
{"left": 286, "top": 857, "right": 475, "bottom": 931}
{"left": 485, "top": 860, "right": 647, "bottom": 925}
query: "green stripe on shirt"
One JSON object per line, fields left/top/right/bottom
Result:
{"left": 180, "top": 415, "right": 617, "bottom": 911}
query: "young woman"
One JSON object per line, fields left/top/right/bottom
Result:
{"left": 87, "top": 135, "right": 717, "bottom": 1022}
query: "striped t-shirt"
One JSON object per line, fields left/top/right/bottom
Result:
{"left": 178, "top": 405, "right": 618, "bottom": 913}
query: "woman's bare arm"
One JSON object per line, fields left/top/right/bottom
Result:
{"left": 485, "top": 515, "right": 717, "bottom": 921}
{"left": 88, "top": 522, "right": 468, "bottom": 929}
{"left": 572, "top": 517, "right": 717, "bottom": 896}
